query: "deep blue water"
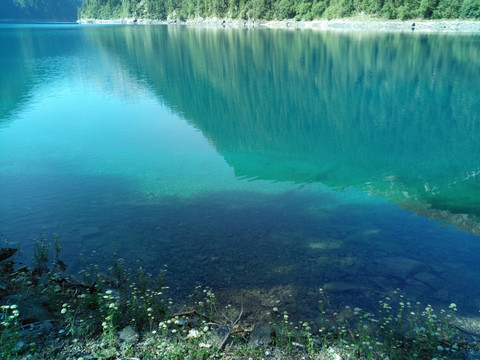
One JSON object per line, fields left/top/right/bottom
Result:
{"left": 1, "top": 23, "right": 480, "bottom": 323}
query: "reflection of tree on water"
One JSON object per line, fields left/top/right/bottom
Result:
{"left": 0, "top": 25, "right": 84, "bottom": 122}
{"left": 3, "top": 25, "right": 480, "bottom": 324}
{"left": 89, "top": 27, "right": 480, "bottom": 236}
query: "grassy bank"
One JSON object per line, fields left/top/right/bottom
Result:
{"left": 1, "top": 237, "right": 479, "bottom": 359}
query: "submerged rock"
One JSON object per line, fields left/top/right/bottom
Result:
{"left": 372, "top": 256, "right": 428, "bottom": 280}
{"left": 413, "top": 272, "right": 444, "bottom": 290}
{"left": 78, "top": 226, "right": 102, "bottom": 240}
{"left": 371, "top": 276, "right": 401, "bottom": 291}
{"left": 404, "top": 278, "right": 432, "bottom": 298}
{"left": 323, "top": 281, "right": 368, "bottom": 293}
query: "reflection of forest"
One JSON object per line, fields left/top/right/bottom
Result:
{"left": 0, "top": 27, "right": 36, "bottom": 121}
{"left": 0, "top": 25, "right": 82, "bottom": 121}
{"left": 4, "top": 25, "right": 480, "bottom": 235}
{"left": 0, "top": 0, "right": 81, "bottom": 21}
{"left": 87, "top": 27, "right": 480, "bottom": 234}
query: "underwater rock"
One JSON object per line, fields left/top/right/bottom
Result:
{"left": 371, "top": 276, "right": 401, "bottom": 291}
{"left": 413, "top": 272, "right": 444, "bottom": 290}
{"left": 433, "top": 288, "right": 450, "bottom": 302}
{"left": 404, "top": 278, "right": 432, "bottom": 298}
{"left": 192, "top": 254, "right": 208, "bottom": 264}
{"left": 323, "top": 281, "right": 368, "bottom": 293}
{"left": 79, "top": 226, "right": 102, "bottom": 240}
{"left": 372, "top": 256, "right": 428, "bottom": 280}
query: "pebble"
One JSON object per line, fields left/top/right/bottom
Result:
{"left": 12, "top": 341, "right": 27, "bottom": 353}
{"left": 186, "top": 329, "right": 201, "bottom": 339}
{"left": 292, "top": 341, "right": 305, "bottom": 348}
{"left": 118, "top": 325, "right": 140, "bottom": 344}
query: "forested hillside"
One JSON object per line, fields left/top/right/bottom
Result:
{"left": 0, "top": 0, "right": 82, "bottom": 21}
{"left": 79, "top": 0, "right": 480, "bottom": 21}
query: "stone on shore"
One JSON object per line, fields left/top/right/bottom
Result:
{"left": 77, "top": 17, "right": 480, "bottom": 33}
{"left": 118, "top": 325, "right": 140, "bottom": 344}
{"left": 248, "top": 324, "right": 272, "bottom": 348}
{"left": 0, "top": 248, "right": 18, "bottom": 262}
{"left": 208, "top": 325, "right": 231, "bottom": 347}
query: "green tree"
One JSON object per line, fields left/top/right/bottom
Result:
{"left": 74, "top": 0, "right": 480, "bottom": 20}
{"left": 275, "top": 0, "right": 297, "bottom": 18}
{"left": 417, "top": 0, "right": 437, "bottom": 18}
{"left": 460, "top": 0, "right": 480, "bottom": 18}
{"left": 310, "top": 0, "right": 328, "bottom": 18}
{"left": 249, "top": 0, "right": 268, "bottom": 18}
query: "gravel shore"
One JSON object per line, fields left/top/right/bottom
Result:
{"left": 78, "top": 17, "right": 480, "bottom": 33}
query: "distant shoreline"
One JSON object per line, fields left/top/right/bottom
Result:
{"left": 77, "top": 17, "right": 480, "bottom": 33}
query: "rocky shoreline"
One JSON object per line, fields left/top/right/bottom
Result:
{"left": 4, "top": 241, "right": 480, "bottom": 359}
{"left": 3, "top": 242, "right": 480, "bottom": 359}
{"left": 77, "top": 17, "right": 480, "bottom": 33}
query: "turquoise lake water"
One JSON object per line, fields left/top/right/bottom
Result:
{"left": 1, "top": 23, "right": 480, "bottom": 322}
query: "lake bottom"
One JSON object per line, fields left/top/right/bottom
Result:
{"left": 2, "top": 176, "right": 479, "bottom": 326}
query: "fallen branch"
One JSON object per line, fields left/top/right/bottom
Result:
{"left": 218, "top": 307, "right": 243, "bottom": 351}
{"left": 230, "top": 328, "right": 247, "bottom": 335}
{"left": 171, "top": 309, "right": 215, "bottom": 323}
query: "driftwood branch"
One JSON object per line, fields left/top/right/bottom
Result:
{"left": 218, "top": 306, "right": 243, "bottom": 351}
{"left": 171, "top": 309, "right": 215, "bottom": 323}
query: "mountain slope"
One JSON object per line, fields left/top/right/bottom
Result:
{"left": 0, "top": 0, "right": 83, "bottom": 21}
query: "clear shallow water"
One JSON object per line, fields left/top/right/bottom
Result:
{"left": 1, "top": 24, "right": 480, "bottom": 323}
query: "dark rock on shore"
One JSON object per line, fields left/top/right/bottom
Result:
{"left": 4, "top": 293, "right": 52, "bottom": 324}
{"left": 249, "top": 324, "right": 272, "bottom": 348}
{"left": 0, "top": 247, "right": 18, "bottom": 262}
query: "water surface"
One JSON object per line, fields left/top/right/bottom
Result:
{"left": 1, "top": 24, "right": 480, "bottom": 323}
